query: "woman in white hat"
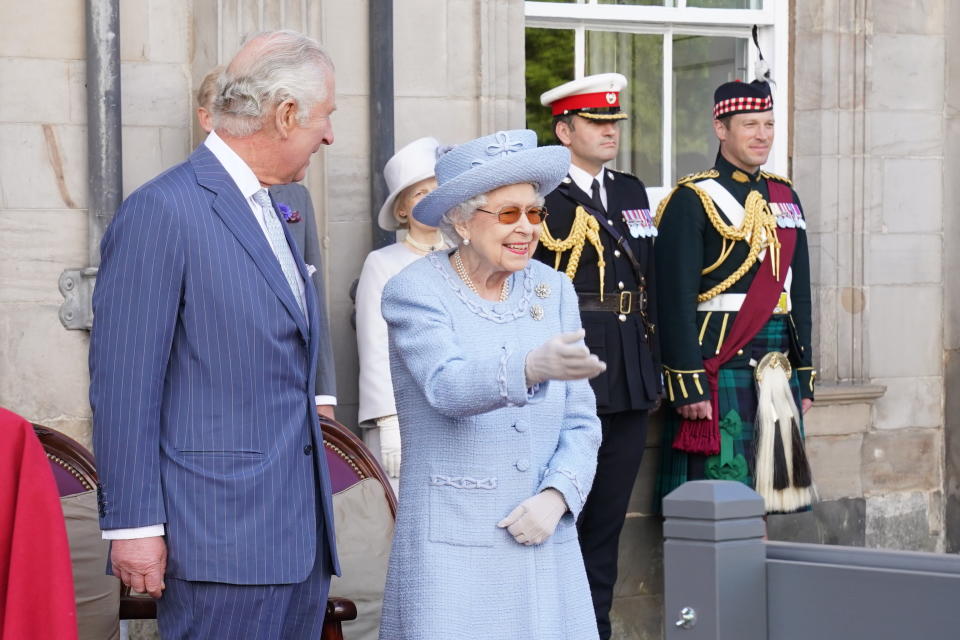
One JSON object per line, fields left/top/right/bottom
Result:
{"left": 356, "top": 136, "right": 449, "bottom": 484}
{"left": 378, "top": 130, "right": 604, "bottom": 639}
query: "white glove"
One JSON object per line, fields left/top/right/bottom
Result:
{"left": 377, "top": 414, "right": 401, "bottom": 478}
{"left": 524, "top": 329, "right": 606, "bottom": 387}
{"left": 497, "top": 489, "right": 569, "bottom": 546}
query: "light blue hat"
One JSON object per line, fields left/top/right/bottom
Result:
{"left": 412, "top": 129, "right": 571, "bottom": 227}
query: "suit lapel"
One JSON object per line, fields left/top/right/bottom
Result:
{"left": 190, "top": 146, "right": 310, "bottom": 341}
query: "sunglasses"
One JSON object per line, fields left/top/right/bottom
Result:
{"left": 475, "top": 205, "right": 549, "bottom": 225}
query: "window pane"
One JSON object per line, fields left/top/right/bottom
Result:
{"left": 686, "top": 0, "right": 762, "bottom": 8}
{"left": 597, "top": 0, "right": 670, "bottom": 6}
{"left": 586, "top": 31, "right": 664, "bottom": 186}
{"left": 525, "top": 27, "right": 575, "bottom": 146}
{"left": 672, "top": 35, "right": 747, "bottom": 180}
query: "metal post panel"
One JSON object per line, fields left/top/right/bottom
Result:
{"left": 663, "top": 481, "right": 767, "bottom": 640}
{"left": 767, "top": 559, "right": 960, "bottom": 640}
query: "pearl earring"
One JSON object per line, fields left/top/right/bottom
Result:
{"left": 463, "top": 238, "right": 470, "bottom": 246}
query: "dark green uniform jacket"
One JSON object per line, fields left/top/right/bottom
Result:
{"left": 654, "top": 153, "right": 816, "bottom": 407}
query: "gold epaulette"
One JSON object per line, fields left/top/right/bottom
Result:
{"left": 539, "top": 206, "right": 606, "bottom": 299}
{"left": 655, "top": 169, "right": 721, "bottom": 227}
{"left": 678, "top": 168, "right": 720, "bottom": 184}
{"left": 760, "top": 170, "right": 792, "bottom": 185}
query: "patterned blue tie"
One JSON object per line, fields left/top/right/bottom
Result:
{"left": 252, "top": 189, "right": 306, "bottom": 318}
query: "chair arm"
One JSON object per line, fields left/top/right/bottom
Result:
{"left": 321, "top": 597, "right": 358, "bottom": 640}
{"left": 119, "top": 585, "right": 158, "bottom": 619}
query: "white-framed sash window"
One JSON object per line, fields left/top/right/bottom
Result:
{"left": 524, "top": 0, "right": 789, "bottom": 208}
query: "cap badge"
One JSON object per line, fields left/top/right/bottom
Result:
{"left": 605, "top": 92, "right": 617, "bottom": 105}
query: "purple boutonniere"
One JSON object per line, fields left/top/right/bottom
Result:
{"left": 276, "top": 201, "right": 302, "bottom": 223}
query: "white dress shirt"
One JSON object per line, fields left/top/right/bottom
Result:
{"left": 568, "top": 163, "right": 608, "bottom": 211}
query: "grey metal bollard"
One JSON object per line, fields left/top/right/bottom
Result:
{"left": 663, "top": 481, "right": 767, "bottom": 640}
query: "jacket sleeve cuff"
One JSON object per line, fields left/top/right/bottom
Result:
{"left": 664, "top": 367, "right": 710, "bottom": 406}
{"left": 538, "top": 468, "right": 587, "bottom": 520}
{"left": 796, "top": 367, "right": 816, "bottom": 400}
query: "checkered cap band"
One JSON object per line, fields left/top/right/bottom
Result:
{"left": 713, "top": 95, "right": 773, "bottom": 118}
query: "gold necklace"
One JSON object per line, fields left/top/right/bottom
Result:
{"left": 454, "top": 249, "right": 509, "bottom": 302}
{"left": 403, "top": 231, "right": 446, "bottom": 254}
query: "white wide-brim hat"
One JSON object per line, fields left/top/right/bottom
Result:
{"left": 377, "top": 136, "right": 441, "bottom": 231}
{"left": 412, "top": 130, "right": 570, "bottom": 227}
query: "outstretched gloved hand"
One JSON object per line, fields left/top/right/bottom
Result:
{"left": 497, "top": 488, "right": 569, "bottom": 546}
{"left": 377, "top": 414, "right": 401, "bottom": 478}
{"left": 524, "top": 329, "right": 606, "bottom": 387}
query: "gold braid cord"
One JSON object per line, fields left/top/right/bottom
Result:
{"left": 761, "top": 170, "right": 792, "bottom": 185}
{"left": 653, "top": 169, "right": 720, "bottom": 227}
{"left": 539, "top": 205, "right": 606, "bottom": 299}
{"left": 681, "top": 183, "right": 780, "bottom": 303}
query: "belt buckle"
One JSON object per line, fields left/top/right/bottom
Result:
{"left": 619, "top": 291, "right": 633, "bottom": 314}
{"left": 774, "top": 292, "right": 789, "bottom": 315}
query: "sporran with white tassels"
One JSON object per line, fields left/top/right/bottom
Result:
{"left": 753, "top": 352, "right": 814, "bottom": 512}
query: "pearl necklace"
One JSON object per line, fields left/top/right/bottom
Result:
{"left": 403, "top": 231, "right": 446, "bottom": 255}
{"left": 454, "top": 249, "right": 509, "bottom": 302}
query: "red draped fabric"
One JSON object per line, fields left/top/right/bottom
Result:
{"left": 0, "top": 407, "right": 78, "bottom": 640}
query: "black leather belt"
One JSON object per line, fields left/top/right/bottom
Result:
{"left": 579, "top": 289, "right": 647, "bottom": 315}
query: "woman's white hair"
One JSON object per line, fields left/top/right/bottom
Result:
{"left": 213, "top": 30, "right": 334, "bottom": 137}
{"left": 439, "top": 185, "right": 545, "bottom": 245}
{"left": 439, "top": 195, "right": 488, "bottom": 245}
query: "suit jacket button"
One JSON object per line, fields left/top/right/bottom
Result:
{"left": 303, "top": 444, "right": 314, "bottom": 455}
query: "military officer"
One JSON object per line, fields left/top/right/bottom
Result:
{"left": 654, "top": 76, "right": 816, "bottom": 515}
{"left": 535, "top": 73, "right": 661, "bottom": 640}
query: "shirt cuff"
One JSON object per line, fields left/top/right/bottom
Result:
{"left": 101, "top": 524, "right": 166, "bottom": 540}
{"left": 315, "top": 395, "right": 337, "bottom": 407}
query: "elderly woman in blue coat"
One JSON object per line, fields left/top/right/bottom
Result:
{"left": 379, "top": 130, "right": 605, "bottom": 640}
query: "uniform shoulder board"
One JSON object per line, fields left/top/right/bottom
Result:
{"left": 677, "top": 169, "right": 720, "bottom": 184}
{"left": 760, "top": 170, "right": 793, "bottom": 186}
{"left": 607, "top": 168, "right": 641, "bottom": 183}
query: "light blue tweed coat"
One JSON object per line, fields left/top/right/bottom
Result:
{"left": 379, "top": 251, "right": 602, "bottom": 640}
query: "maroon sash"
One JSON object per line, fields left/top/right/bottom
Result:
{"left": 673, "top": 180, "right": 798, "bottom": 455}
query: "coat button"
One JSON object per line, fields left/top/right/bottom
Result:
{"left": 614, "top": 249, "right": 621, "bottom": 258}
{"left": 515, "top": 459, "right": 530, "bottom": 472}
{"left": 513, "top": 422, "right": 526, "bottom": 433}
{"left": 618, "top": 314, "right": 627, "bottom": 322}
{"left": 303, "top": 444, "right": 314, "bottom": 455}
{"left": 618, "top": 281, "right": 625, "bottom": 290}
{"left": 607, "top": 219, "right": 614, "bottom": 226}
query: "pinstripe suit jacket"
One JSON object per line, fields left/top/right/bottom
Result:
{"left": 89, "top": 144, "right": 339, "bottom": 584}
{"left": 269, "top": 182, "right": 336, "bottom": 399}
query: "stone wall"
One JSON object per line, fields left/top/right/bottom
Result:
{"left": 785, "top": 0, "right": 947, "bottom": 553}
{"left": 0, "top": 0, "right": 192, "bottom": 449}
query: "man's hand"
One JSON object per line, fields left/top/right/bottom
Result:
{"left": 317, "top": 405, "right": 335, "bottom": 421}
{"left": 802, "top": 398, "right": 813, "bottom": 415}
{"left": 677, "top": 400, "right": 712, "bottom": 421}
{"left": 111, "top": 536, "right": 167, "bottom": 599}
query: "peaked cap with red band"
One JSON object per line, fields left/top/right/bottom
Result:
{"left": 713, "top": 78, "right": 773, "bottom": 119}
{"left": 540, "top": 73, "right": 629, "bottom": 121}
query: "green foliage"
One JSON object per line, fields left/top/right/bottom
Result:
{"left": 525, "top": 27, "right": 574, "bottom": 144}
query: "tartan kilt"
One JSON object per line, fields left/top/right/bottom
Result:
{"left": 655, "top": 317, "right": 806, "bottom": 513}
